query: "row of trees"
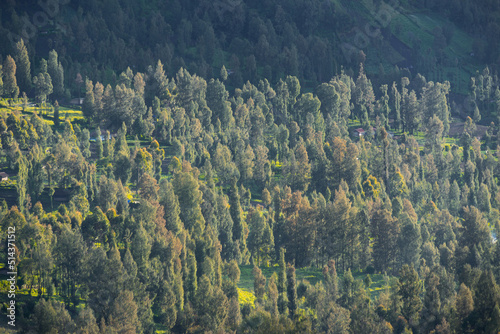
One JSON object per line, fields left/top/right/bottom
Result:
{"left": 0, "top": 40, "right": 63, "bottom": 102}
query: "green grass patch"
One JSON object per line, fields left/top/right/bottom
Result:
{"left": 59, "top": 106, "right": 84, "bottom": 121}
{"left": 238, "top": 265, "right": 389, "bottom": 300}
{"left": 155, "top": 322, "right": 170, "bottom": 334}
{"left": 238, "top": 265, "right": 323, "bottom": 293}
{"left": 0, "top": 100, "right": 85, "bottom": 128}
{"left": 354, "top": 272, "right": 387, "bottom": 299}
{"left": 238, "top": 287, "right": 256, "bottom": 307}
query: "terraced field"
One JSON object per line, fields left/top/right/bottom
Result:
{"left": 0, "top": 98, "right": 84, "bottom": 126}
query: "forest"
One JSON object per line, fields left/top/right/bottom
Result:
{"left": 1, "top": 0, "right": 500, "bottom": 333}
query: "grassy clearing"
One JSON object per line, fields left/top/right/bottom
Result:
{"left": 238, "top": 287, "right": 256, "bottom": 307}
{"left": 238, "top": 265, "right": 389, "bottom": 304}
{"left": 355, "top": 272, "right": 388, "bottom": 299}
{"left": 155, "top": 323, "right": 169, "bottom": 334}
{"left": 238, "top": 265, "right": 324, "bottom": 292}
{"left": 0, "top": 99, "right": 84, "bottom": 128}
{"left": 59, "top": 106, "right": 84, "bottom": 121}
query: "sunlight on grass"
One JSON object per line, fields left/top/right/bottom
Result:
{"left": 238, "top": 287, "right": 255, "bottom": 307}
{"left": 0, "top": 101, "right": 85, "bottom": 128}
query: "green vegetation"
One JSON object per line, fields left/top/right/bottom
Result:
{"left": 238, "top": 265, "right": 323, "bottom": 293}
{"left": 238, "top": 265, "right": 387, "bottom": 301}
{"left": 1, "top": 0, "right": 500, "bottom": 333}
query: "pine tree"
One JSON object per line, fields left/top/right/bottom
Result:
{"left": 398, "top": 202, "right": 422, "bottom": 268}
{"left": 173, "top": 167, "right": 205, "bottom": 238}
{"left": 379, "top": 84, "right": 391, "bottom": 127}
{"left": 448, "top": 180, "right": 460, "bottom": 215}
{"left": 247, "top": 207, "right": 274, "bottom": 266}
{"left": 220, "top": 65, "right": 228, "bottom": 81}
{"left": 108, "top": 290, "right": 140, "bottom": 333}
{"left": 186, "top": 249, "right": 197, "bottom": 302}
{"left": 226, "top": 296, "right": 241, "bottom": 330}
{"left": 278, "top": 248, "right": 288, "bottom": 315}
{"left": 477, "top": 183, "right": 492, "bottom": 213}
{"left": 14, "top": 39, "right": 31, "bottom": 94}
{"left": 425, "top": 115, "right": 444, "bottom": 153}
{"left": 102, "top": 84, "right": 115, "bottom": 122}
{"left": 398, "top": 264, "right": 423, "bottom": 325}
{"left": 95, "top": 127, "right": 103, "bottom": 159}
{"left": 461, "top": 206, "right": 490, "bottom": 252}
{"left": 93, "top": 82, "right": 104, "bottom": 122}
{"left": 85, "top": 246, "right": 126, "bottom": 320}
{"left": 404, "top": 90, "right": 419, "bottom": 134}
{"left": 455, "top": 283, "right": 473, "bottom": 331}
{"left": 53, "top": 100, "right": 60, "bottom": 128}
{"left": 207, "top": 78, "right": 233, "bottom": 129}
{"left": 421, "top": 272, "right": 441, "bottom": 332}
{"left": 16, "top": 156, "right": 28, "bottom": 213}
{"left": 157, "top": 280, "right": 177, "bottom": 330}
{"left": 33, "top": 299, "right": 75, "bottom": 334}
{"left": 422, "top": 81, "right": 451, "bottom": 134}
{"left": 216, "top": 192, "right": 237, "bottom": 261}
{"left": 323, "top": 259, "right": 339, "bottom": 302}
{"left": 54, "top": 224, "right": 86, "bottom": 306}
{"left": 262, "top": 188, "right": 272, "bottom": 206}
{"left": 81, "top": 206, "right": 111, "bottom": 245}
{"left": 287, "top": 264, "right": 298, "bottom": 319}
{"left": 159, "top": 180, "right": 183, "bottom": 235}
{"left": 83, "top": 79, "right": 95, "bottom": 121}
{"left": 339, "top": 268, "right": 355, "bottom": 308}
{"left": 26, "top": 143, "right": 44, "bottom": 203}
{"left": 103, "top": 130, "right": 112, "bottom": 158}
{"left": 229, "top": 178, "right": 247, "bottom": 261}
{"left": 3, "top": 55, "right": 19, "bottom": 98}
{"left": 33, "top": 61, "right": 53, "bottom": 103}
{"left": 372, "top": 203, "right": 400, "bottom": 272}
{"left": 354, "top": 63, "right": 376, "bottom": 116}
{"left": 133, "top": 72, "right": 145, "bottom": 97}
{"left": 235, "top": 142, "right": 255, "bottom": 182}
{"left": 48, "top": 50, "right": 64, "bottom": 97}
{"left": 267, "top": 273, "right": 279, "bottom": 319}
{"left": 391, "top": 81, "right": 402, "bottom": 130}
{"left": 470, "top": 270, "right": 500, "bottom": 333}
{"left": 294, "top": 141, "right": 311, "bottom": 191}
{"left": 75, "top": 307, "right": 100, "bottom": 334}
{"left": 253, "top": 265, "right": 266, "bottom": 306}
{"left": 473, "top": 104, "right": 481, "bottom": 123}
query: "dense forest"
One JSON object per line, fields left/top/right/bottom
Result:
{"left": 1, "top": 0, "right": 500, "bottom": 94}
{"left": 1, "top": 0, "right": 500, "bottom": 333}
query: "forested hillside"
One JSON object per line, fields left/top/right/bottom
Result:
{"left": 1, "top": 1, "right": 500, "bottom": 334}
{"left": 1, "top": 0, "right": 498, "bottom": 95}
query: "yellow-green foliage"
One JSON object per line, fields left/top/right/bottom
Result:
{"left": 238, "top": 288, "right": 255, "bottom": 307}
{"left": 60, "top": 106, "right": 84, "bottom": 121}
{"left": 272, "top": 161, "right": 282, "bottom": 168}
{"left": 0, "top": 100, "right": 84, "bottom": 127}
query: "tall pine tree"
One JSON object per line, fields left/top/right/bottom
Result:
{"left": 14, "top": 39, "right": 31, "bottom": 94}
